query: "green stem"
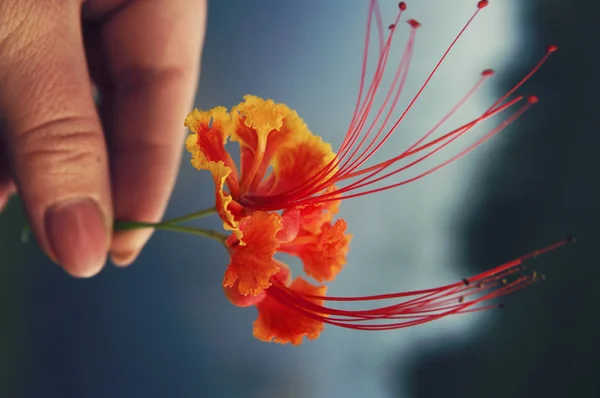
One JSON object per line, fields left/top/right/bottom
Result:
{"left": 160, "top": 206, "right": 217, "bottom": 225}
{"left": 114, "top": 220, "right": 227, "bottom": 245}
{"left": 21, "top": 206, "right": 223, "bottom": 245}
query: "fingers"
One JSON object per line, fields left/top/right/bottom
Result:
{"left": 85, "top": 0, "right": 207, "bottom": 265}
{"left": 0, "top": 173, "right": 16, "bottom": 213}
{"left": 0, "top": 136, "right": 16, "bottom": 212}
{"left": 0, "top": 1, "right": 111, "bottom": 277}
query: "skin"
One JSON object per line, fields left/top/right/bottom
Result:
{"left": 0, "top": 0, "right": 207, "bottom": 277}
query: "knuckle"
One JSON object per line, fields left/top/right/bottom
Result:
{"left": 15, "top": 116, "right": 104, "bottom": 175}
{"left": 114, "top": 66, "right": 190, "bottom": 94}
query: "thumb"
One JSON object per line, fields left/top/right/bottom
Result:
{"left": 0, "top": 1, "right": 112, "bottom": 277}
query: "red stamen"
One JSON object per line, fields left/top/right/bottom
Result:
{"left": 299, "top": 94, "right": 534, "bottom": 204}
{"left": 407, "top": 19, "right": 421, "bottom": 29}
{"left": 267, "top": 238, "right": 572, "bottom": 330}
{"left": 335, "top": 24, "right": 416, "bottom": 180}
{"left": 340, "top": 68, "right": 496, "bottom": 181}
{"left": 243, "top": 2, "right": 556, "bottom": 212}
{"left": 246, "top": 1, "right": 490, "bottom": 207}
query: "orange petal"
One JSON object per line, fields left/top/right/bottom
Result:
{"left": 254, "top": 277, "right": 327, "bottom": 345}
{"left": 224, "top": 283, "right": 266, "bottom": 307}
{"left": 231, "top": 95, "right": 286, "bottom": 141}
{"left": 201, "top": 160, "right": 242, "bottom": 240}
{"left": 230, "top": 95, "right": 312, "bottom": 189}
{"left": 185, "top": 106, "right": 240, "bottom": 192}
{"left": 280, "top": 219, "right": 352, "bottom": 282}
{"left": 286, "top": 186, "right": 341, "bottom": 235}
{"left": 224, "top": 261, "right": 291, "bottom": 307}
{"left": 223, "top": 211, "right": 283, "bottom": 296}
{"left": 258, "top": 132, "right": 337, "bottom": 200}
{"left": 275, "top": 208, "right": 300, "bottom": 244}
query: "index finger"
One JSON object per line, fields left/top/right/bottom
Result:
{"left": 84, "top": 0, "right": 207, "bottom": 265}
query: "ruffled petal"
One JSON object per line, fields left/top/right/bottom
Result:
{"left": 202, "top": 160, "right": 242, "bottom": 239}
{"left": 262, "top": 132, "right": 337, "bottom": 198}
{"left": 254, "top": 277, "right": 327, "bottom": 345}
{"left": 230, "top": 95, "right": 286, "bottom": 141}
{"left": 230, "top": 95, "right": 313, "bottom": 189}
{"left": 224, "top": 261, "right": 291, "bottom": 308}
{"left": 280, "top": 219, "right": 352, "bottom": 282}
{"left": 185, "top": 106, "right": 240, "bottom": 195}
{"left": 223, "top": 211, "right": 283, "bottom": 296}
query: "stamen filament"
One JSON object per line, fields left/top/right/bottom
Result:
{"left": 266, "top": 238, "right": 572, "bottom": 330}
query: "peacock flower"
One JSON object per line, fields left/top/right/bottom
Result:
{"left": 182, "top": 0, "right": 566, "bottom": 345}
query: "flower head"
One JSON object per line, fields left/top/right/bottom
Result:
{"left": 183, "top": 0, "right": 565, "bottom": 345}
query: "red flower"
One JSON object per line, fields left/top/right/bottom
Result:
{"left": 184, "top": 0, "right": 563, "bottom": 344}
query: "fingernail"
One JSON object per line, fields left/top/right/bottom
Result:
{"left": 45, "top": 198, "right": 108, "bottom": 278}
{"left": 110, "top": 250, "right": 137, "bottom": 267}
{"left": 0, "top": 187, "right": 16, "bottom": 213}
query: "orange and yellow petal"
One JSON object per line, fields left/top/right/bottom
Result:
{"left": 185, "top": 107, "right": 236, "bottom": 172}
{"left": 230, "top": 95, "right": 287, "bottom": 145}
{"left": 223, "top": 211, "right": 283, "bottom": 296}
{"left": 280, "top": 219, "right": 352, "bottom": 282}
{"left": 230, "top": 95, "right": 315, "bottom": 189}
{"left": 254, "top": 277, "right": 327, "bottom": 345}
{"left": 202, "top": 160, "right": 242, "bottom": 240}
{"left": 258, "top": 132, "right": 337, "bottom": 200}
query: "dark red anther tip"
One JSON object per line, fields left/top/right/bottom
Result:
{"left": 399, "top": 2, "right": 407, "bottom": 10}
{"left": 478, "top": 0, "right": 489, "bottom": 9}
{"left": 407, "top": 19, "right": 421, "bottom": 29}
{"left": 388, "top": 24, "right": 396, "bottom": 30}
{"left": 567, "top": 235, "right": 576, "bottom": 244}
{"left": 527, "top": 95, "right": 539, "bottom": 104}
{"left": 547, "top": 44, "right": 558, "bottom": 53}
{"left": 481, "top": 68, "right": 495, "bottom": 77}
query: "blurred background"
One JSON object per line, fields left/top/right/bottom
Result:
{"left": 0, "top": 1, "right": 596, "bottom": 397}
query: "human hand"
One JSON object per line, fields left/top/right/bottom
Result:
{"left": 0, "top": 0, "right": 207, "bottom": 277}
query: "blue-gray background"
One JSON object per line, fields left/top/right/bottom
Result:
{"left": 0, "top": 1, "right": 596, "bottom": 397}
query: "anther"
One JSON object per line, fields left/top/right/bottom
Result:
{"left": 527, "top": 95, "right": 539, "bottom": 104}
{"left": 481, "top": 69, "right": 495, "bottom": 77}
{"left": 399, "top": 2, "right": 407, "bottom": 10}
{"left": 478, "top": 0, "right": 489, "bottom": 9}
{"left": 388, "top": 24, "right": 396, "bottom": 30}
{"left": 407, "top": 19, "right": 421, "bottom": 29}
{"left": 458, "top": 296, "right": 465, "bottom": 303}
{"left": 567, "top": 235, "right": 576, "bottom": 244}
{"left": 547, "top": 44, "right": 559, "bottom": 54}
{"left": 462, "top": 278, "right": 470, "bottom": 286}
